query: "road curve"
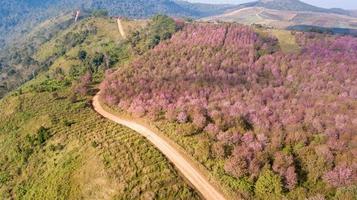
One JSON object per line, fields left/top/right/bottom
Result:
{"left": 93, "top": 94, "right": 227, "bottom": 200}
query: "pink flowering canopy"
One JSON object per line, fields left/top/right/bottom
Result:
{"left": 100, "top": 23, "right": 357, "bottom": 193}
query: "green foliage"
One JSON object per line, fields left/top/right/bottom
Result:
{"left": 69, "top": 65, "right": 87, "bottom": 80}
{"left": 254, "top": 169, "right": 283, "bottom": 200}
{"left": 334, "top": 185, "right": 357, "bottom": 200}
{"left": 63, "top": 119, "right": 75, "bottom": 127}
{"left": 78, "top": 50, "right": 87, "bottom": 61}
{"left": 91, "top": 141, "right": 99, "bottom": 148}
{"left": 296, "top": 147, "right": 331, "bottom": 184}
{"left": 36, "top": 126, "right": 51, "bottom": 145}
{"left": 91, "top": 9, "right": 109, "bottom": 17}
{"left": 0, "top": 172, "right": 10, "bottom": 185}
{"left": 91, "top": 53, "right": 104, "bottom": 69}
{"left": 176, "top": 123, "right": 201, "bottom": 136}
{"left": 129, "top": 15, "right": 177, "bottom": 54}
{"left": 32, "top": 79, "right": 65, "bottom": 92}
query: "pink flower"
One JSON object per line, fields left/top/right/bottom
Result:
{"left": 323, "top": 166, "right": 354, "bottom": 187}
{"left": 177, "top": 111, "right": 188, "bottom": 123}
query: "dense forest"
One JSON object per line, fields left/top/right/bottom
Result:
{"left": 101, "top": 23, "right": 357, "bottom": 199}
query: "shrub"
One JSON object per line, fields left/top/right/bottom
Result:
{"left": 211, "top": 142, "right": 227, "bottom": 158}
{"left": 63, "top": 120, "right": 75, "bottom": 127}
{"left": 334, "top": 185, "right": 357, "bottom": 200}
{"left": 176, "top": 123, "right": 200, "bottom": 136}
{"left": 37, "top": 126, "right": 50, "bottom": 145}
{"left": 91, "top": 141, "right": 99, "bottom": 148}
{"left": 204, "top": 123, "right": 220, "bottom": 138}
{"left": 177, "top": 111, "right": 188, "bottom": 123}
{"left": 224, "top": 156, "right": 248, "bottom": 179}
{"left": 78, "top": 50, "right": 87, "bottom": 61}
{"left": 92, "top": 53, "right": 104, "bottom": 70}
{"left": 74, "top": 72, "right": 92, "bottom": 96}
{"left": 254, "top": 169, "right": 283, "bottom": 200}
{"left": 192, "top": 113, "right": 207, "bottom": 129}
{"left": 92, "top": 9, "right": 109, "bottom": 17}
{"left": 0, "top": 172, "right": 10, "bottom": 185}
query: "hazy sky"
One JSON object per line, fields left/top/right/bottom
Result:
{"left": 186, "top": 0, "right": 357, "bottom": 10}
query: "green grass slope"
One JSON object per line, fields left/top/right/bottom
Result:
{"left": 0, "top": 16, "right": 199, "bottom": 200}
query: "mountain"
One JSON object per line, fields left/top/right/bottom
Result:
{"left": 350, "top": 10, "right": 357, "bottom": 17}
{"left": 241, "top": 0, "right": 325, "bottom": 12}
{"left": 237, "top": 0, "right": 351, "bottom": 15}
{"left": 203, "top": 0, "right": 357, "bottom": 31}
{"left": 0, "top": 0, "right": 234, "bottom": 49}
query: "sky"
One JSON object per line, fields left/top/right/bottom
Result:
{"left": 186, "top": 0, "right": 357, "bottom": 10}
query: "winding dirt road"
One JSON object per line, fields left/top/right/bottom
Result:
{"left": 93, "top": 94, "right": 227, "bottom": 200}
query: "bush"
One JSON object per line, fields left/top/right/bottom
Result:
{"left": 334, "top": 185, "right": 357, "bottom": 200}
{"left": 0, "top": 172, "right": 10, "bottom": 185}
{"left": 63, "top": 120, "right": 75, "bottom": 127}
{"left": 34, "top": 79, "right": 64, "bottom": 92}
{"left": 37, "top": 126, "right": 51, "bottom": 145}
{"left": 176, "top": 123, "right": 200, "bottom": 136}
{"left": 255, "top": 169, "right": 283, "bottom": 200}
{"left": 92, "top": 53, "right": 104, "bottom": 70}
{"left": 78, "top": 50, "right": 87, "bottom": 61}
{"left": 91, "top": 141, "right": 99, "bottom": 148}
{"left": 91, "top": 9, "right": 109, "bottom": 17}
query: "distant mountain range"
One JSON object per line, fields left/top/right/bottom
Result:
{"left": 0, "top": 0, "right": 234, "bottom": 49}
{"left": 237, "top": 0, "right": 353, "bottom": 15}
{"left": 1, "top": 0, "right": 357, "bottom": 50}
{"left": 204, "top": 0, "right": 357, "bottom": 32}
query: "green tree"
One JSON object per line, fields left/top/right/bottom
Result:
{"left": 255, "top": 169, "right": 283, "bottom": 200}
{"left": 78, "top": 50, "right": 87, "bottom": 61}
{"left": 91, "top": 9, "right": 109, "bottom": 17}
{"left": 92, "top": 53, "right": 104, "bottom": 71}
{"left": 37, "top": 126, "right": 50, "bottom": 145}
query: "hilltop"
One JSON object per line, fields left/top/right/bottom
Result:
{"left": 204, "top": 0, "right": 357, "bottom": 33}
{"left": 241, "top": 0, "right": 339, "bottom": 14}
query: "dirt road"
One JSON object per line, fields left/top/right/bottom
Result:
{"left": 92, "top": 94, "right": 227, "bottom": 200}
{"left": 117, "top": 18, "right": 126, "bottom": 39}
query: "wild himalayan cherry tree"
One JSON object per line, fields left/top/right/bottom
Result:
{"left": 100, "top": 23, "right": 357, "bottom": 191}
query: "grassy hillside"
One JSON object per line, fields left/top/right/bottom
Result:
{"left": 0, "top": 15, "right": 199, "bottom": 199}
{"left": 0, "top": 77, "right": 199, "bottom": 200}
{"left": 0, "top": 12, "right": 78, "bottom": 99}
